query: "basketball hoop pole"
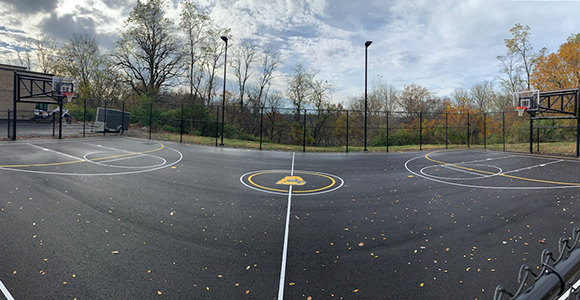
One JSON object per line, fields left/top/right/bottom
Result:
{"left": 58, "top": 96, "right": 64, "bottom": 139}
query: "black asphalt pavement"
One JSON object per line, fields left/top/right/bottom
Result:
{"left": 1, "top": 137, "right": 580, "bottom": 299}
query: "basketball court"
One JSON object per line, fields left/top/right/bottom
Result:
{"left": 1, "top": 136, "right": 580, "bottom": 299}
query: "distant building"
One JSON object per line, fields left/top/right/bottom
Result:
{"left": 0, "top": 64, "right": 54, "bottom": 119}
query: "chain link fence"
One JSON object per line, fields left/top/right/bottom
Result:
{"left": 4, "top": 99, "right": 579, "bottom": 155}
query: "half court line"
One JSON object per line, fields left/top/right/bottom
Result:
{"left": 278, "top": 152, "right": 295, "bottom": 300}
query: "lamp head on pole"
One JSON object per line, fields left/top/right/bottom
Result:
{"left": 221, "top": 36, "right": 228, "bottom": 43}
{"left": 365, "top": 41, "right": 372, "bottom": 47}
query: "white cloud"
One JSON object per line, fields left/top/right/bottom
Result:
{"left": 0, "top": 0, "right": 579, "bottom": 102}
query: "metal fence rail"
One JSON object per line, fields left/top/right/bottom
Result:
{"left": 495, "top": 228, "right": 580, "bottom": 300}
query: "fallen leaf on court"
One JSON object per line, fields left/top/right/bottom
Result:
{"left": 420, "top": 283, "right": 424, "bottom": 287}
{"left": 234, "top": 283, "right": 239, "bottom": 287}
{"left": 217, "top": 274, "right": 223, "bottom": 278}
{"left": 307, "top": 296, "right": 312, "bottom": 300}
{"left": 353, "top": 289, "right": 359, "bottom": 293}
{"left": 289, "top": 282, "right": 295, "bottom": 286}
{"left": 539, "top": 239, "right": 546, "bottom": 244}
{"left": 111, "top": 251, "right": 119, "bottom": 255}
{"left": 63, "top": 281, "right": 67, "bottom": 285}
{"left": 246, "top": 265, "right": 251, "bottom": 270}
{"left": 502, "top": 241, "right": 507, "bottom": 245}
{"left": 206, "top": 287, "right": 210, "bottom": 291}
{"left": 148, "top": 270, "right": 151, "bottom": 274}
{"left": 170, "top": 211, "right": 176, "bottom": 216}
{"left": 245, "top": 290, "right": 250, "bottom": 294}
{"left": 72, "top": 274, "right": 76, "bottom": 278}
{"left": 12, "top": 270, "right": 16, "bottom": 275}
{"left": 358, "top": 242, "right": 364, "bottom": 247}
{"left": 158, "top": 291, "right": 162, "bottom": 295}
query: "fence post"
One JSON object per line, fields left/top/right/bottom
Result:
{"left": 180, "top": 104, "right": 184, "bottom": 143}
{"left": 303, "top": 109, "right": 306, "bottom": 153}
{"left": 7, "top": 109, "right": 10, "bottom": 139}
{"left": 215, "top": 106, "right": 219, "bottom": 147}
{"left": 346, "top": 110, "right": 349, "bottom": 153}
{"left": 121, "top": 101, "right": 125, "bottom": 136}
{"left": 259, "top": 107, "right": 263, "bottom": 150}
{"left": 537, "top": 127, "right": 540, "bottom": 152}
{"left": 529, "top": 114, "right": 533, "bottom": 153}
{"left": 502, "top": 112, "right": 506, "bottom": 152}
{"left": 386, "top": 111, "right": 389, "bottom": 153}
{"left": 467, "top": 112, "right": 470, "bottom": 148}
{"left": 484, "top": 113, "right": 487, "bottom": 149}
{"left": 103, "top": 101, "right": 107, "bottom": 137}
{"left": 148, "top": 102, "right": 153, "bottom": 140}
{"left": 82, "top": 99, "right": 86, "bottom": 137}
{"left": 419, "top": 112, "right": 423, "bottom": 151}
{"left": 445, "top": 113, "right": 448, "bottom": 149}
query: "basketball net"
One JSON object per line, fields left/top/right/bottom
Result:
{"left": 64, "top": 93, "right": 74, "bottom": 103}
{"left": 516, "top": 106, "right": 527, "bottom": 117}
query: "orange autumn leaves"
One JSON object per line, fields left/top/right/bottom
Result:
{"left": 532, "top": 33, "right": 580, "bottom": 92}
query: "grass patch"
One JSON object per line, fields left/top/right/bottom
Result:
{"left": 126, "top": 131, "right": 580, "bottom": 157}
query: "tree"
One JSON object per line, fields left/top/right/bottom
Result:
{"left": 231, "top": 40, "right": 257, "bottom": 107}
{"left": 254, "top": 45, "right": 280, "bottom": 108}
{"left": 309, "top": 79, "right": 336, "bottom": 145}
{"left": 14, "top": 38, "right": 33, "bottom": 70}
{"left": 398, "top": 84, "right": 439, "bottom": 117}
{"left": 55, "top": 33, "right": 121, "bottom": 101}
{"left": 114, "top": 0, "right": 184, "bottom": 101}
{"left": 200, "top": 27, "right": 230, "bottom": 106}
{"left": 286, "top": 63, "right": 315, "bottom": 116}
{"left": 469, "top": 81, "right": 495, "bottom": 113}
{"left": 371, "top": 76, "right": 399, "bottom": 111}
{"left": 497, "top": 51, "right": 525, "bottom": 95}
{"left": 532, "top": 33, "right": 580, "bottom": 91}
{"left": 451, "top": 88, "right": 470, "bottom": 110}
{"left": 503, "top": 23, "right": 541, "bottom": 91}
{"left": 179, "top": 0, "right": 211, "bottom": 104}
{"left": 35, "top": 37, "right": 58, "bottom": 74}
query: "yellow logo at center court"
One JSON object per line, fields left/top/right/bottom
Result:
{"left": 276, "top": 176, "right": 307, "bottom": 186}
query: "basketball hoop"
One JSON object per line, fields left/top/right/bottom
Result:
{"left": 64, "top": 93, "right": 74, "bottom": 103}
{"left": 516, "top": 106, "right": 527, "bottom": 117}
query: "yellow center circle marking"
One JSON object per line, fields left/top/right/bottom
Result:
{"left": 276, "top": 176, "right": 307, "bottom": 186}
{"left": 243, "top": 170, "right": 342, "bottom": 194}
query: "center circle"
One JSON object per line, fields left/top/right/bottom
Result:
{"left": 240, "top": 170, "right": 344, "bottom": 195}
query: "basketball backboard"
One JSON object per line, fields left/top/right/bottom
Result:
{"left": 513, "top": 90, "right": 540, "bottom": 111}
{"left": 52, "top": 76, "right": 78, "bottom": 101}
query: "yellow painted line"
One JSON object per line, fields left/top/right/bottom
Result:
{"left": 247, "top": 171, "right": 337, "bottom": 193}
{"left": 424, "top": 152, "right": 580, "bottom": 187}
{"left": 0, "top": 142, "right": 165, "bottom": 168}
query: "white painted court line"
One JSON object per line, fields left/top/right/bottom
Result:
{"left": 500, "top": 159, "right": 564, "bottom": 175}
{"left": 27, "top": 143, "right": 85, "bottom": 162}
{"left": 278, "top": 152, "right": 295, "bottom": 300}
{"left": 0, "top": 279, "right": 15, "bottom": 300}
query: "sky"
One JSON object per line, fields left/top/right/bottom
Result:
{"left": 1, "top": 0, "right": 580, "bottom": 105}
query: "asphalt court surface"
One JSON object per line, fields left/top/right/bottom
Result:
{"left": 2, "top": 138, "right": 580, "bottom": 299}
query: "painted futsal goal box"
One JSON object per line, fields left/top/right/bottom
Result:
{"left": 95, "top": 107, "right": 130, "bottom": 133}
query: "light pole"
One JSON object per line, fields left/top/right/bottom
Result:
{"left": 364, "top": 41, "right": 372, "bottom": 152}
{"left": 220, "top": 36, "right": 228, "bottom": 146}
